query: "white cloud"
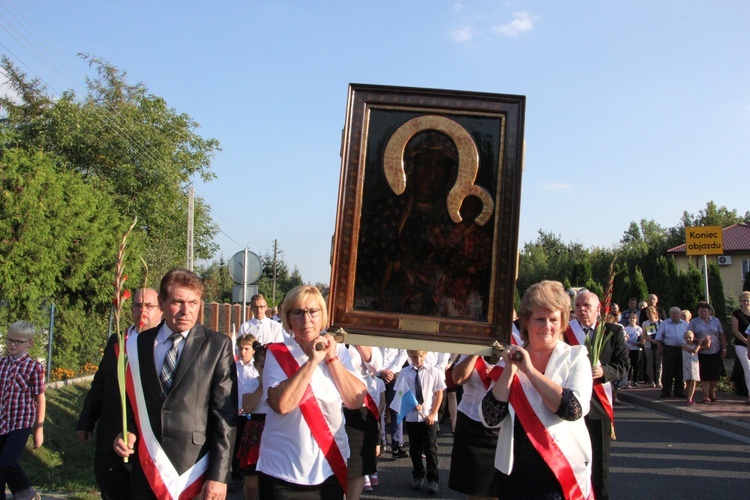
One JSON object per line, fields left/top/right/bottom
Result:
{"left": 450, "top": 26, "right": 475, "bottom": 42}
{"left": 494, "top": 11, "right": 533, "bottom": 37}
{"left": 542, "top": 183, "right": 572, "bottom": 191}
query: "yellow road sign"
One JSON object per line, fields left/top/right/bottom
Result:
{"left": 685, "top": 226, "right": 724, "bottom": 256}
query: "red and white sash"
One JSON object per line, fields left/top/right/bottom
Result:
{"left": 564, "top": 321, "right": 615, "bottom": 424}
{"left": 473, "top": 357, "right": 503, "bottom": 390}
{"left": 363, "top": 392, "right": 381, "bottom": 422}
{"left": 505, "top": 369, "right": 593, "bottom": 500}
{"left": 268, "top": 343, "right": 348, "bottom": 494}
{"left": 511, "top": 323, "right": 522, "bottom": 346}
{"left": 125, "top": 335, "right": 208, "bottom": 500}
{"left": 472, "top": 323, "right": 520, "bottom": 389}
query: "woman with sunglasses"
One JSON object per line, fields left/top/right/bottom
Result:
{"left": 256, "top": 285, "right": 366, "bottom": 499}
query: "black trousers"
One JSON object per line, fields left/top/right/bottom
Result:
{"left": 661, "top": 346, "right": 684, "bottom": 395}
{"left": 94, "top": 460, "right": 131, "bottom": 500}
{"left": 628, "top": 350, "right": 642, "bottom": 383}
{"left": 404, "top": 421, "right": 439, "bottom": 482}
{"left": 232, "top": 416, "right": 247, "bottom": 479}
{"left": 585, "top": 417, "right": 611, "bottom": 500}
{"left": 381, "top": 378, "right": 404, "bottom": 448}
{"left": 258, "top": 472, "right": 343, "bottom": 499}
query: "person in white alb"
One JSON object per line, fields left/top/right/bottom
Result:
{"left": 239, "top": 293, "right": 285, "bottom": 345}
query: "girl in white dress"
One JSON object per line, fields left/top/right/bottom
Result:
{"left": 682, "top": 330, "right": 701, "bottom": 405}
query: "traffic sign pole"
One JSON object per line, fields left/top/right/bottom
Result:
{"left": 686, "top": 226, "right": 722, "bottom": 304}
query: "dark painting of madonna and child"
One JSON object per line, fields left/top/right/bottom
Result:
{"left": 356, "top": 127, "right": 493, "bottom": 319}
{"left": 329, "top": 84, "right": 525, "bottom": 346}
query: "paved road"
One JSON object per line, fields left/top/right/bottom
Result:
{"left": 226, "top": 404, "right": 750, "bottom": 500}
{"left": 351, "top": 403, "right": 750, "bottom": 500}
{"left": 608, "top": 401, "right": 750, "bottom": 500}
{"left": 224, "top": 423, "right": 462, "bottom": 500}
{"left": 33, "top": 400, "right": 750, "bottom": 499}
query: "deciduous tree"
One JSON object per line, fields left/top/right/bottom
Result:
{"left": 1, "top": 54, "right": 220, "bottom": 373}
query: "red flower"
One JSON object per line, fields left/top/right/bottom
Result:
{"left": 122, "top": 289, "right": 132, "bottom": 301}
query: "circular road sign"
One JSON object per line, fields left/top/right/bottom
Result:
{"left": 228, "top": 250, "right": 262, "bottom": 284}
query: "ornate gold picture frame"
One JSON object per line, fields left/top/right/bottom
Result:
{"left": 328, "top": 84, "right": 525, "bottom": 354}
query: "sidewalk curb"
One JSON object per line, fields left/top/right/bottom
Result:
{"left": 618, "top": 389, "right": 750, "bottom": 438}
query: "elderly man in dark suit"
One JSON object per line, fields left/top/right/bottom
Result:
{"left": 76, "top": 287, "right": 161, "bottom": 500}
{"left": 565, "top": 290, "right": 629, "bottom": 500}
{"left": 115, "top": 269, "right": 237, "bottom": 500}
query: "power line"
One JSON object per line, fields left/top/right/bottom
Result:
{"left": 0, "top": 0, "right": 262, "bottom": 257}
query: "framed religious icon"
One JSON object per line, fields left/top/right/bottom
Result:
{"left": 328, "top": 84, "right": 525, "bottom": 355}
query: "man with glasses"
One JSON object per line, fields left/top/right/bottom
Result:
{"left": 239, "top": 294, "right": 285, "bottom": 345}
{"left": 76, "top": 287, "right": 162, "bottom": 500}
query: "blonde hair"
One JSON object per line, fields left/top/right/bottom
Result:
{"left": 281, "top": 285, "right": 328, "bottom": 334}
{"left": 518, "top": 281, "right": 570, "bottom": 343}
{"left": 684, "top": 330, "right": 694, "bottom": 343}
{"left": 407, "top": 349, "right": 428, "bottom": 357}
{"left": 7, "top": 321, "right": 36, "bottom": 340}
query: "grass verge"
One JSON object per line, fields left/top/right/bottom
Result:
{"left": 21, "top": 382, "right": 99, "bottom": 500}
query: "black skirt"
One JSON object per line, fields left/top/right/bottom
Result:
{"left": 698, "top": 351, "right": 722, "bottom": 381}
{"left": 448, "top": 411, "right": 503, "bottom": 496}
{"left": 344, "top": 406, "right": 378, "bottom": 477}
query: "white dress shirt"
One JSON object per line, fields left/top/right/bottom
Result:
{"left": 239, "top": 317, "right": 286, "bottom": 345}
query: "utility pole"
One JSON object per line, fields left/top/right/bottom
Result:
{"left": 186, "top": 187, "right": 194, "bottom": 271}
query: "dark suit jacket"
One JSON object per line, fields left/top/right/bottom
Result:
{"left": 128, "top": 321, "right": 238, "bottom": 485}
{"left": 77, "top": 333, "right": 128, "bottom": 469}
{"left": 589, "top": 321, "right": 629, "bottom": 421}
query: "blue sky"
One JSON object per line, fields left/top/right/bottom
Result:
{"left": 2, "top": 1, "right": 749, "bottom": 286}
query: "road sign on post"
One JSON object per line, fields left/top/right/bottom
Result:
{"left": 685, "top": 226, "right": 724, "bottom": 303}
{"left": 228, "top": 250, "right": 262, "bottom": 284}
{"left": 685, "top": 226, "right": 723, "bottom": 256}
{"left": 228, "top": 249, "right": 262, "bottom": 323}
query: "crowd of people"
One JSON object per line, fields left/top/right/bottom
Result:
{"left": 3, "top": 270, "right": 747, "bottom": 500}
{"left": 605, "top": 293, "right": 739, "bottom": 408}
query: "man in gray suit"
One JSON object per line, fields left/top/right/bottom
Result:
{"left": 115, "top": 269, "right": 237, "bottom": 499}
